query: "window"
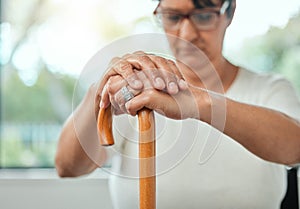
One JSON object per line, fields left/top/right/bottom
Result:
{"left": 1, "top": 0, "right": 299, "bottom": 169}
{"left": 0, "top": 0, "right": 156, "bottom": 168}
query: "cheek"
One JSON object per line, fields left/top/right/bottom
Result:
{"left": 201, "top": 29, "right": 224, "bottom": 51}
{"left": 192, "top": 32, "right": 221, "bottom": 61}
{"left": 165, "top": 30, "right": 180, "bottom": 52}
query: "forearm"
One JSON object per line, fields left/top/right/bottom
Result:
{"left": 55, "top": 85, "right": 107, "bottom": 177}
{"left": 222, "top": 99, "right": 300, "bottom": 165}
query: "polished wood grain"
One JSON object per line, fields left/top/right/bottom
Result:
{"left": 138, "top": 109, "right": 156, "bottom": 209}
{"left": 97, "top": 106, "right": 114, "bottom": 146}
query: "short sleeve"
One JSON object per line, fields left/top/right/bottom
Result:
{"left": 261, "top": 76, "right": 300, "bottom": 121}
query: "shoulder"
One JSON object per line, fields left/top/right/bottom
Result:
{"left": 234, "top": 68, "right": 297, "bottom": 94}
{"left": 239, "top": 68, "right": 296, "bottom": 97}
{"left": 238, "top": 68, "right": 287, "bottom": 85}
{"left": 236, "top": 68, "right": 300, "bottom": 120}
{"left": 227, "top": 68, "right": 285, "bottom": 101}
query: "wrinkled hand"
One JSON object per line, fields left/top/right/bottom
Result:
{"left": 95, "top": 51, "right": 188, "bottom": 116}
{"left": 125, "top": 72, "right": 207, "bottom": 120}
{"left": 103, "top": 71, "right": 211, "bottom": 121}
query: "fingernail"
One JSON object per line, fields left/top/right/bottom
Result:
{"left": 155, "top": 77, "right": 165, "bottom": 89}
{"left": 179, "top": 79, "right": 188, "bottom": 90}
{"left": 168, "top": 82, "right": 178, "bottom": 94}
{"left": 133, "top": 80, "right": 143, "bottom": 89}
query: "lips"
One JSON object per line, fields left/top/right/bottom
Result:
{"left": 173, "top": 45, "right": 209, "bottom": 69}
{"left": 176, "top": 44, "right": 205, "bottom": 55}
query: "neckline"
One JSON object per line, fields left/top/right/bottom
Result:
{"left": 225, "top": 67, "right": 242, "bottom": 95}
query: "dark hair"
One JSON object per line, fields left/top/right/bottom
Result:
{"left": 157, "top": 0, "right": 234, "bottom": 18}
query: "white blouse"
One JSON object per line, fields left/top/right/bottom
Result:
{"left": 104, "top": 68, "right": 300, "bottom": 209}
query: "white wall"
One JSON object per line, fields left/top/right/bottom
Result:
{"left": 0, "top": 172, "right": 299, "bottom": 209}
{"left": 0, "top": 179, "right": 113, "bottom": 209}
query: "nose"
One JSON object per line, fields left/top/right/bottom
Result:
{"left": 178, "top": 18, "right": 198, "bottom": 42}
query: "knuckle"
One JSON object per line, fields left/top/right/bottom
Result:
{"left": 111, "top": 75, "right": 122, "bottom": 82}
{"left": 106, "top": 84, "right": 114, "bottom": 94}
{"left": 138, "top": 55, "right": 156, "bottom": 69}
{"left": 147, "top": 89, "right": 156, "bottom": 98}
{"left": 155, "top": 56, "right": 167, "bottom": 65}
{"left": 106, "top": 79, "right": 118, "bottom": 94}
{"left": 107, "top": 76, "right": 115, "bottom": 84}
{"left": 126, "top": 103, "right": 132, "bottom": 111}
{"left": 163, "top": 70, "right": 176, "bottom": 81}
{"left": 126, "top": 105, "right": 134, "bottom": 115}
{"left": 138, "top": 55, "right": 151, "bottom": 63}
{"left": 167, "top": 59, "right": 176, "bottom": 67}
{"left": 144, "top": 95, "right": 151, "bottom": 103}
{"left": 134, "top": 50, "right": 146, "bottom": 55}
{"left": 118, "top": 61, "right": 132, "bottom": 74}
{"left": 109, "top": 57, "right": 121, "bottom": 66}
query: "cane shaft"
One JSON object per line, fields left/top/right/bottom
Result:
{"left": 97, "top": 107, "right": 156, "bottom": 209}
{"left": 138, "top": 109, "right": 156, "bottom": 209}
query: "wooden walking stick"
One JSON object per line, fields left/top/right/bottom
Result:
{"left": 97, "top": 106, "right": 156, "bottom": 209}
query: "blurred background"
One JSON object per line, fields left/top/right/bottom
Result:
{"left": 0, "top": 0, "right": 300, "bottom": 169}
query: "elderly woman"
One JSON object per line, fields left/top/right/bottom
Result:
{"left": 55, "top": 0, "right": 300, "bottom": 208}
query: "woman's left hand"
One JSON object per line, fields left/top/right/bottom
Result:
{"left": 105, "top": 71, "right": 212, "bottom": 121}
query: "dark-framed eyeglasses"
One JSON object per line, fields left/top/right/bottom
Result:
{"left": 153, "top": 0, "right": 230, "bottom": 31}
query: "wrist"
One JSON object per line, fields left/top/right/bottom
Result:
{"left": 195, "top": 88, "right": 227, "bottom": 131}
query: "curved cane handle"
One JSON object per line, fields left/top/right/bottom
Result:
{"left": 97, "top": 107, "right": 156, "bottom": 209}
{"left": 97, "top": 105, "right": 114, "bottom": 146}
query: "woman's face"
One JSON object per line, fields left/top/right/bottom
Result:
{"left": 158, "top": 0, "right": 233, "bottom": 65}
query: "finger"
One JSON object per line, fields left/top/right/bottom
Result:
{"left": 124, "top": 88, "right": 170, "bottom": 116}
{"left": 147, "top": 54, "right": 188, "bottom": 94}
{"left": 114, "top": 85, "right": 141, "bottom": 113}
{"left": 95, "top": 55, "right": 143, "bottom": 115}
{"left": 160, "top": 69, "right": 179, "bottom": 94}
{"left": 150, "top": 55, "right": 181, "bottom": 94}
{"left": 100, "top": 75, "right": 127, "bottom": 109}
{"left": 98, "top": 57, "right": 122, "bottom": 93}
{"left": 125, "top": 87, "right": 199, "bottom": 119}
{"left": 112, "top": 59, "right": 143, "bottom": 90}
{"left": 125, "top": 90, "right": 155, "bottom": 116}
{"left": 95, "top": 57, "right": 123, "bottom": 112}
{"left": 107, "top": 75, "right": 127, "bottom": 94}
{"left": 125, "top": 52, "right": 166, "bottom": 90}
{"left": 106, "top": 75, "right": 127, "bottom": 113}
{"left": 166, "top": 59, "right": 188, "bottom": 91}
{"left": 135, "top": 70, "right": 153, "bottom": 91}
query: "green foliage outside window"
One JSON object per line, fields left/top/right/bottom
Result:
{"left": 1, "top": 0, "right": 299, "bottom": 168}
{"left": 236, "top": 14, "right": 300, "bottom": 93}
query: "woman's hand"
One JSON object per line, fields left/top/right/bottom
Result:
{"left": 95, "top": 52, "right": 188, "bottom": 115}
{"left": 104, "top": 71, "right": 214, "bottom": 121}
{"left": 125, "top": 78, "right": 210, "bottom": 120}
